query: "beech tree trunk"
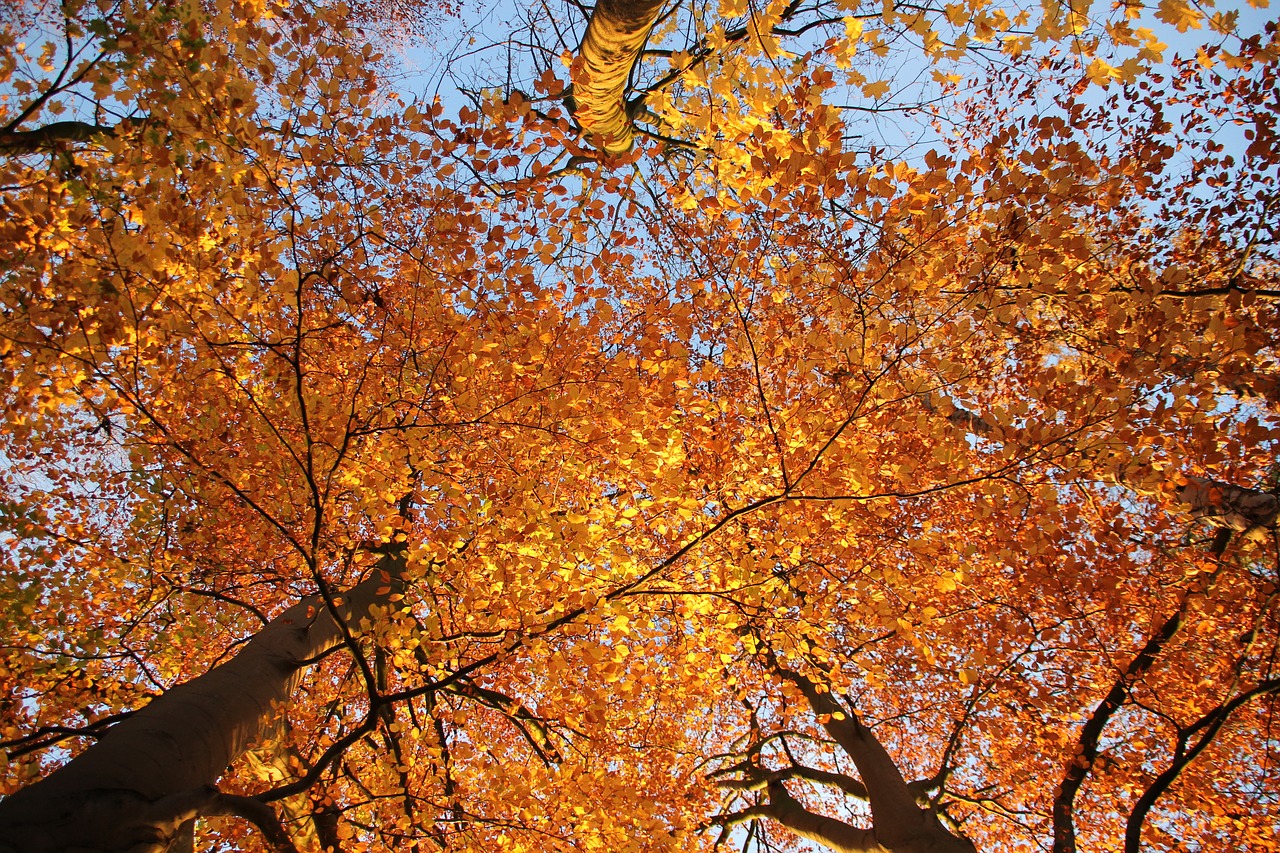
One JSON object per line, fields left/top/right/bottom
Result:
{"left": 0, "top": 553, "right": 404, "bottom": 853}
{"left": 719, "top": 655, "right": 976, "bottom": 853}
{"left": 572, "top": 0, "right": 666, "bottom": 154}
{"left": 774, "top": 666, "right": 976, "bottom": 853}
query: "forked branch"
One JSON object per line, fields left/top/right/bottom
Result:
{"left": 716, "top": 647, "right": 975, "bottom": 853}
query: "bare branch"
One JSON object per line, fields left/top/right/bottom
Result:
{"left": 1051, "top": 580, "right": 1201, "bottom": 853}
{"left": 0, "top": 118, "right": 145, "bottom": 154}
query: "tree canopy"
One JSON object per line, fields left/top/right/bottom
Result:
{"left": 1, "top": 0, "right": 1279, "bottom": 851}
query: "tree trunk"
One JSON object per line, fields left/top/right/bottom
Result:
{"left": 572, "top": 0, "right": 666, "bottom": 154}
{"left": 774, "top": 666, "right": 976, "bottom": 853}
{"left": 0, "top": 553, "right": 404, "bottom": 853}
{"left": 719, "top": 656, "right": 976, "bottom": 853}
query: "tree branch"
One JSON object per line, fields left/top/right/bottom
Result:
{"left": 0, "top": 118, "right": 145, "bottom": 154}
{"left": 1051, "top": 581, "right": 1200, "bottom": 853}
{"left": 757, "top": 779, "right": 880, "bottom": 853}
{"left": 922, "top": 394, "right": 1279, "bottom": 540}
{"left": 714, "top": 760, "right": 871, "bottom": 801}
{"left": 1124, "top": 678, "right": 1280, "bottom": 853}
{"left": 203, "top": 792, "right": 303, "bottom": 853}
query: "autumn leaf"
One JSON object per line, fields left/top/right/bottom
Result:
{"left": 1156, "top": 0, "right": 1204, "bottom": 32}
{"left": 863, "top": 79, "right": 891, "bottom": 99}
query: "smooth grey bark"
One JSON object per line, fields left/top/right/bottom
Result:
{"left": 0, "top": 551, "right": 405, "bottom": 853}
{"left": 572, "top": 0, "right": 667, "bottom": 154}
{"left": 774, "top": 665, "right": 976, "bottom": 853}
{"left": 0, "top": 118, "right": 152, "bottom": 154}
{"left": 726, "top": 780, "right": 883, "bottom": 853}
{"left": 1175, "top": 476, "right": 1278, "bottom": 536}
{"left": 719, "top": 654, "right": 975, "bottom": 853}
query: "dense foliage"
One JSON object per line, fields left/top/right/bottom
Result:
{"left": 1, "top": 0, "right": 1278, "bottom": 851}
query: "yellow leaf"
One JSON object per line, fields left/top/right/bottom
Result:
{"left": 863, "top": 80, "right": 891, "bottom": 99}
{"left": 1086, "top": 58, "right": 1120, "bottom": 85}
{"left": 1156, "top": 0, "right": 1203, "bottom": 32}
{"left": 843, "top": 17, "right": 864, "bottom": 43}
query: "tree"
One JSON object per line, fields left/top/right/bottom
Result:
{"left": 2, "top": 0, "right": 1279, "bottom": 851}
